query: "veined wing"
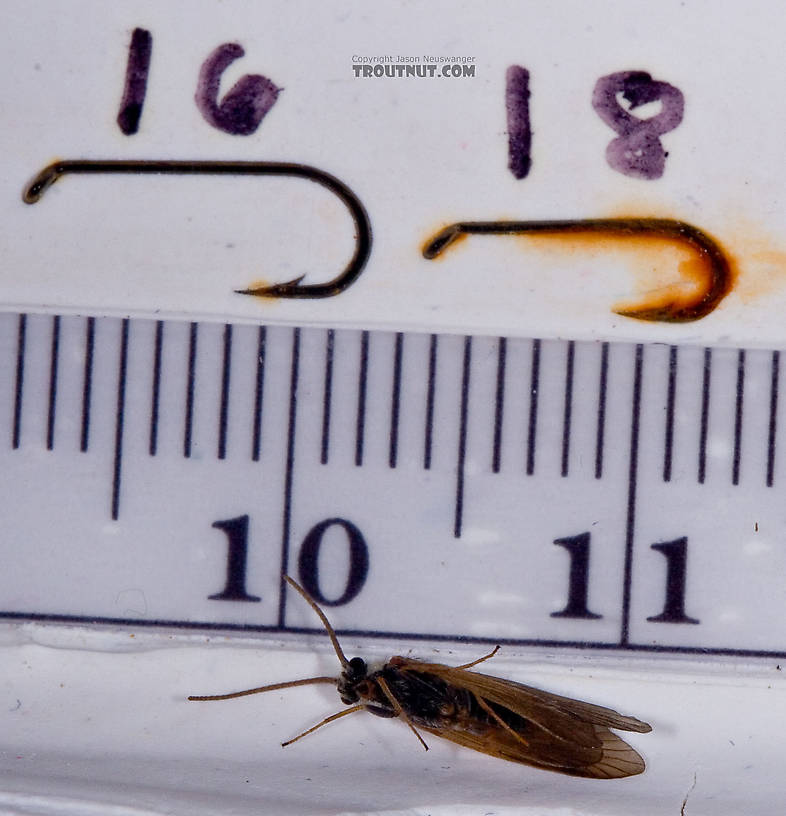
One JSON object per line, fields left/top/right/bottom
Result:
{"left": 419, "top": 716, "right": 647, "bottom": 778}
{"left": 389, "top": 657, "right": 650, "bottom": 778}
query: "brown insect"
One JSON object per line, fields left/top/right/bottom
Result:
{"left": 188, "top": 576, "right": 651, "bottom": 778}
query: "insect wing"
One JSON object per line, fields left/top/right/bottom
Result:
{"left": 389, "top": 657, "right": 650, "bottom": 779}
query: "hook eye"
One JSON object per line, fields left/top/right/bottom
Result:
{"left": 24, "top": 159, "right": 372, "bottom": 299}
{"left": 422, "top": 218, "right": 731, "bottom": 322}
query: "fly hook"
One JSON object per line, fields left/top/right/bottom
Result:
{"left": 422, "top": 217, "right": 731, "bottom": 322}
{"left": 23, "top": 159, "right": 372, "bottom": 299}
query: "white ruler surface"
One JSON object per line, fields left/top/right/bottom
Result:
{"left": 2, "top": 311, "right": 784, "bottom": 659}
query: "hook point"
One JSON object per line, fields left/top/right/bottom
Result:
{"left": 236, "top": 275, "right": 307, "bottom": 298}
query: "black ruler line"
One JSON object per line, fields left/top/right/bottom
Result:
{"left": 594, "top": 342, "right": 609, "bottom": 480}
{"left": 732, "top": 349, "right": 746, "bottom": 485}
{"left": 251, "top": 326, "right": 267, "bottom": 461}
{"left": 46, "top": 315, "right": 60, "bottom": 451}
{"left": 111, "top": 319, "right": 130, "bottom": 521}
{"left": 492, "top": 337, "right": 507, "bottom": 473}
{"left": 423, "top": 333, "right": 438, "bottom": 469}
{"left": 278, "top": 328, "right": 300, "bottom": 628}
{"left": 389, "top": 332, "right": 403, "bottom": 468}
{"left": 698, "top": 348, "right": 712, "bottom": 484}
{"left": 183, "top": 322, "right": 198, "bottom": 458}
{"left": 355, "top": 330, "right": 369, "bottom": 467}
{"left": 320, "top": 329, "right": 334, "bottom": 465}
{"left": 454, "top": 335, "right": 472, "bottom": 539}
{"left": 8, "top": 607, "right": 786, "bottom": 660}
{"left": 12, "top": 314, "right": 26, "bottom": 449}
{"left": 620, "top": 344, "right": 643, "bottom": 646}
{"left": 149, "top": 321, "right": 163, "bottom": 456}
{"left": 81, "top": 317, "right": 95, "bottom": 453}
{"left": 767, "top": 350, "right": 780, "bottom": 487}
{"left": 217, "top": 323, "right": 232, "bottom": 460}
{"left": 663, "top": 345, "right": 678, "bottom": 482}
{"left": 526, "top": 338, "right": 540, "bottom": 475}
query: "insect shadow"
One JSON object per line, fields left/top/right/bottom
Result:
{"left": 188, "top": 576, "right": 651, "bottom": 778}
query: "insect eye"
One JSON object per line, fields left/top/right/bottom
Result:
{"left": 348, "top": 656, "right": 366, "bottom": 675}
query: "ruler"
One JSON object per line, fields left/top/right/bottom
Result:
{"left": 3, "top": 310, "right": 784, "bottom": 659}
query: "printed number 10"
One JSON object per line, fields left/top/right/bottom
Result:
{"left": 209, "top": 515, "right": 369, "bottom": 608}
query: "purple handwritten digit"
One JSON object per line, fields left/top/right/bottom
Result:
{"left": 196, "top": 43, "right": 280, "bottom": 136}
{"left": 505, "top": 65, "right": 532, "bottom": 179}
{"left": 592, "top": 71, "right": 684, "bottom": 179}
{"left": 117, "top": 28, "right": 153, "bottom": 135}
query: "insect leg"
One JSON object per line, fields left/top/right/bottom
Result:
{"left": 376, "top": 675, "right": 430, "bottom": 752}
{"left": 473, "top": 693, "right": 530, "bottom": 747}
{"left": 452, "top": 644, "right": 500, "bottom": 670}
{"left": 281, "top": 704, "right": 366, "bottom": 747}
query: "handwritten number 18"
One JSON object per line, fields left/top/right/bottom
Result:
{"left": 507, "top": 65, "right": 684, "bottom": 180}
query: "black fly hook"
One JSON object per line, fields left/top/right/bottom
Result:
{"left": 23, "top": 159, "right": 372, "bottom": 299}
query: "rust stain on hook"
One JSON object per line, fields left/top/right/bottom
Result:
{"left": 23, "top": 159, "right": 372, "bottom": 299}
{"left": 422, "top": 218, "right": 732, "bottom": 322}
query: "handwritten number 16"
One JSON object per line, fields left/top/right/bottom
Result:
{"left": 117, "top": 27, "right": 280, "bottom": 136}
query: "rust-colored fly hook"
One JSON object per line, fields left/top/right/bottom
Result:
{"left": 23, "top": 159, "right": 372, "bottom": 299}
{"left": 422, "top": 218, "right": 731, "bottom": 322}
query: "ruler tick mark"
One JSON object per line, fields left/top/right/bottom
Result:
{"left": 767, "top": 350, "right": 780, "bottom": 487}
{"left": 355, "top": 331, "right": 369, "bottom": 467}
{"left": 279, "top": 328, "right": 301, "bottom": 628}
{"left": 424, "top": 334, "right": 438, "bottom": 470}
{"left": 81, "top": 317, "right": 96, "bottom": 453}
{"left": 526, "top": 339, "right": 540, "bottom": 475}
{"left": 561, "top": 341, "right": 575, "bottom": 478}
{"left": 732, "top": 349, "right": 746, "bottom": 485}
{"left": 111, "top": 319, "right": 130, "bottom": 521}
{"left": 251, "top": 326, "right": 267, "bottom": 461}
{"left": 454, "top": 336, "right": 472, "bottom": 539}
{"left": 620, "top": 344, "right": 643, "bottom": 646}
{"left": 12, "top": 314, "right": 26, "bottom": 449}
{"left": 595, "top": 342, "right": 609, "bottom": 480}
{"left": 184, "top": 322, "right": 198, "bottom": 458}
{"left": 149, "top": 321, "right": 163, "bottom": 456}
{"left": 46, "top": 315, "right": 60, "bottom": 451}
{"left": 321, "top": 329, "right": 335, "bottom": 465}
{"left": 492, "top": 337, "right": 507, "bottom": 473}
{"left": 698, "top": 348, "right": 712, "bottom": 484}
{"left": 218, "top": 324, "right": 232, "bottom": 460}
{"left": 663, "top": 345, "right": 678, "bottom": 482}
{"left": 389, "top": 332, "right": 404, "bottom": 468}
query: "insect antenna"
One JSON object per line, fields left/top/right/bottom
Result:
{"left": 283, "top": 574, "right": 350, "bottom": 668}
{"left": 188, "top": 576, "right": 349, "bottom": 703}
{"left": 188, "top": 675, "right": 336, "bottom": 702}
